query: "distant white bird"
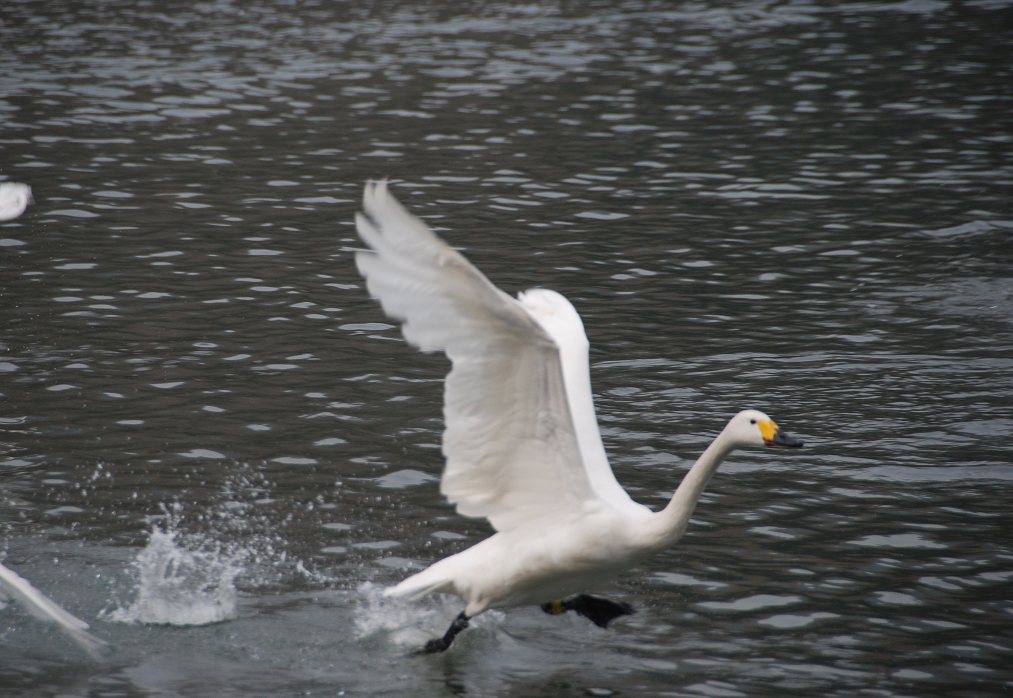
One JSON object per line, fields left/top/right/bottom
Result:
{"left": 0, "top": 181, "right": 33, "bottom": 222}
{"left": 355, "top": 181, "right": 803, "bottom": 653}
{"left": 0, "top": 561, "right": 107, "bottom": 658}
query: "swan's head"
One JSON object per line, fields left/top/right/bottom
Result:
{"left": 728, "top": 409, "right": 804, "bottom": 449}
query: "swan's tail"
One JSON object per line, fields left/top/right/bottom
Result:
{"left": 382, "top": 565, "right": 453, "bottom": 601}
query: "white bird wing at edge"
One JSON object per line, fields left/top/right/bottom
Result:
{"left": 355, "top": 180, "right": 629, "bottom": 531}
{"left": 0, "top": 181, "right": 32, "bottom": 222}
{"left": 0, "top": 562, "right": 108, "bottom": 659}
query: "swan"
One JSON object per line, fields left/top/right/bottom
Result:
{"left": 354, "top": 181, "right": 803, "bottom": 653}
{"left": 0, "top": 561, "right": 107, "bottom": 658}
{"left": 0, "top": 181, "right": 33, "bottom": 222}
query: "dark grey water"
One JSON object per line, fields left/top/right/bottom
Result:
{"left": 2, "top": 1, "right": 1012, "bottom": 695}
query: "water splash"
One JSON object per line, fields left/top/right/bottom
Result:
{"left": 106, "top": 523, "right": 240, "bottom": 626}
{"left": 353, "top": 581, "right": 503, "bottom": 649}
{"left": 106, "top": 465, "right": 321, "bottom": 627}
{"left": 353, "top": 581, "right": 430, "bottom": 646}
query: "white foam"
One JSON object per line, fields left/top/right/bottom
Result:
{"left": 106, "top": 527, "right": 240, "bottom": 626}
{"left": 105, "top": 466, "right": 327, "bottom": 627}
{"left": 353, "top": 581, "right": 503, "bottom": 648}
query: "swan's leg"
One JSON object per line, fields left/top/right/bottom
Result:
{"left": 540, "top": 595, "right": 635, "bottom": 628}
{"left": 417, "top": 611, "right": 470, "bottom": 654}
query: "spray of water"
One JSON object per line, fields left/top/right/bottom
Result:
{"left": 353, "top": 581, "right": 503, "bottom": 649}
{"left": 106, "top": 525, "right": 240, "bottom": 626}
{"left": 105, "top": 466, "right": 322, "bottom": 627}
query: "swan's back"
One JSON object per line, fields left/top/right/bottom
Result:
{"left": 518, "top": 289, "right": 589, "bottom": 354}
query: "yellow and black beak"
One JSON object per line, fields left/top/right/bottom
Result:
{"left": 758, "top": 419, "right": 804, "bottom": 448}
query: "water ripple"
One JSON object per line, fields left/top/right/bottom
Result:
{"left": 2, "top": 1, "right": 1011, "bottom": 695}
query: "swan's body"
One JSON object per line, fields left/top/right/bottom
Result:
{"left": 354, "top": 181, "right": 802, "bottom": 650}
{"left": 0, "top": 181, "right": 32, "bottom": 222}
{"left": 0, "top": 561, "right": 107, "bottom": 658}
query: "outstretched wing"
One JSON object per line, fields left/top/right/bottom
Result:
{"left": 0, "top": 562, "right": 108, "bottom": 659}
{"left": 355, "top": 181, "right": 615, "bottom": 531}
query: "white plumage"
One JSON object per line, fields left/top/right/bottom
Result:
{"left": 354, "top": 181, "right": 802, "bottom": 650}
{"left": 0, "top": 561, "right": 107, "bottom": 658}
{"left": 0, "top": 181, "right": 33, "bottom": 222}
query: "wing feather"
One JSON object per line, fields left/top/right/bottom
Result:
{"left": 355, "top": 181, "right": 600, "bottom": 530}
{"left": 0, "top": 562, "right": 107, "bottom": 658}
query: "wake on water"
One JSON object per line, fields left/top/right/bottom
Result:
{"left": 106, "top": 519, "right": 498, "bottom": 648}
{"left": 97, "top": 467, "right": 493, "bottom": 648}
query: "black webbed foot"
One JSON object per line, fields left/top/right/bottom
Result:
{"left": 415, "top": 611, "right": 470, "bottom": 654}
{"left": 570, "top": 594, "right": 635, "bottom": 628}
{"left": 541, "top": 594, "right": 635, "bottom": 628}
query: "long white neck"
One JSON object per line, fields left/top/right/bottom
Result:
{"left": 645, "top": 428, "right": 736, "bottom": 548}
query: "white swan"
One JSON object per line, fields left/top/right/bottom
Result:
{"left": 354, "top": 181, "right": 803, "bottom": 652}
{"left": 0, "top": 181, "right": 33, "bottom": 222}
{"left": 0, "top": 561, "right": 107, "bottom": 658}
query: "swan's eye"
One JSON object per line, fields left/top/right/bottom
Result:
{"left": 750, "top": 418, "right": 757, "bottom": 424}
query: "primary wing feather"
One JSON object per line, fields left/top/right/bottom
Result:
{"left": 355, "top": 181, "right": 599, "bottom": 531}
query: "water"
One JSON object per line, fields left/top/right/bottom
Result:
{"left": 2, "top": 0, "right": 1011, "bottom": 694}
